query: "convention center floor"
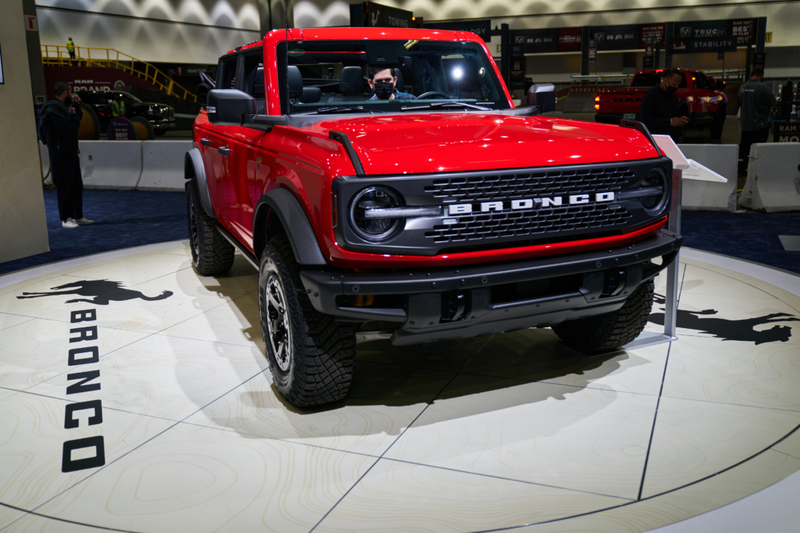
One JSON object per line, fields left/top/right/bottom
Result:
{"left": 1, "top": 242, "right": 799, "bottom": 532}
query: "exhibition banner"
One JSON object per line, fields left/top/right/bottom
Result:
{"left": 776, "top": 122, "right": 800, "bottom": 143}
{"left": 639, "top": 23, "right": 666, "bottom": 47}
{"left": 512, "top": 28, "right": 558, "bottom": 53}
{"left": 363, "top": 2, "right": 413, "bottom": 27}
{"left": 424, "top": 20, "right": 491, "bottom": 41}
{"left": 557, "top": 27, "right": 582, "bottom": 52}
{"left": 589, "top": 24, "right": 639, "bottom": 50}
{"left": 510, "top": 44, "right": 525, "bottom": 90}
{"left": 728, "top": 18, "right": 756, "bottom": 45}
{"left": 675, "top": 20, "right": 728, "bottom": 39}
{"left": 669, "top": 36, "right": 738, "bottom": 53}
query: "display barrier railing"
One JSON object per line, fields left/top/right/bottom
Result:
{"left": 739, "top": 143, "right": 800, "bottom": 212}
{"left": 40, "top": 140, "right": 192, "bottom": 191}
{"left": 41, "top": 45, "right": 197, "bottom": 103}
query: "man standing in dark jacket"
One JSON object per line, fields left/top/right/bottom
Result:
{"left": 640, "top": 68, "right": 688, "bottom": 142}
{"left": 38, "top": 81, "right": 94, "bottom": 228}
{"left": 738, "top": 67, "right": 777, "bottom": 174}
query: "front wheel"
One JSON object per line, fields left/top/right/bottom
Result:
{"left": 552, "top": 279, "right": 655, "bottom": 354}
{"left": 259, "top": 235, "right": 356, "bottom": 407}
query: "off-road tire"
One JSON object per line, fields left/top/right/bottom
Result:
{"left": 552, "top": 279, "right": 655, "bottom": 354}
{"left": 710, "top": 103, "right": 727, "bottom": 140}
{"left": 259, "top": 235, "right": 356, "bottom": 407}
{"left": 186, "top": 180, "right": 234, "bottom": 276}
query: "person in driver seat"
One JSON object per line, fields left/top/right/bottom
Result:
{"left": 368, "top": 68, "right": 416, "bottom": 100}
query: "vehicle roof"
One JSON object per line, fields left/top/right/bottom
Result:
{"left": 227, "top": 27, "right": 482, "bottom": 54}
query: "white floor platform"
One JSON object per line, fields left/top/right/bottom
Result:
{"left": 1, "top": 243, "right": 799, "bottom": 533}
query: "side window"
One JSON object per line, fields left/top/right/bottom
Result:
{"left": 240, "top": 50, "right": 266, "bottom": 113}
{"left": 217, "top": 56, "right": 238, "bottom": 90}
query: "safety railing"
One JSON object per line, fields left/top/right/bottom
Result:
{"left": 41, "top": 45, "right": 197, "bottom": 102}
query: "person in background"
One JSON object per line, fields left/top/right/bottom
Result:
{"left": 112, "top": 93, "right": 126, "bottom": 118}
{"left": 640, "top": 67, "right": 689, "bottom": 142}
{"left": 66, "top": 38, "right": 76, "bottom": 60}
{"left": 368, "top": 68, "right": 416, "bottom": 100}
{"left": 738, "top": 67, "right": 777, "bottom": 174}
{"left": 779, "top": 80, "right": 794, "bottom": 120}
{"left": 38, "top": 81, "right": 94, "bottom": 229}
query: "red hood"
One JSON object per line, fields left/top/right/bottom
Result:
{"left": 307, "top": 114, "right": 660, "bottom": 175}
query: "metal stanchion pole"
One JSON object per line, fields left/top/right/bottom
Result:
{"left": 663, "top": 168, "right": 682, "bottom": 339}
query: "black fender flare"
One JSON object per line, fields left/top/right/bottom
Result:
{"left": 184, "top": 148, "right": 216, "bottom": 218}
{"left": 254, "top": 188, "right": 327, "bottom": 266}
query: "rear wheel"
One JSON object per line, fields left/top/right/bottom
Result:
{"left": 552, "top": 279, "right": 655, "bottom": 354}
{"left": 259, "top": 235, "right": 356, "bottom": 407}
{"left": 186, "top": 180, "right": 234, "bottom": 276}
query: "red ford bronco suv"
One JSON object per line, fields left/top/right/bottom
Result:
{"left": 185, "top": 28, "right": 681, "bottom": 407}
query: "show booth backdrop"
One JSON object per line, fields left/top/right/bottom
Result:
{"left": 0, "top": 0, "right": 49, "bottom": 264}
{"left": 30, "top": 0, "right": 800, "bottom": 82}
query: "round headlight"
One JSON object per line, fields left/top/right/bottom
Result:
{"left": 349, "top": 186, "right": 404, "bottom": 242}
{"left": 641, "top": 167, "right": 668, "bottom": 213}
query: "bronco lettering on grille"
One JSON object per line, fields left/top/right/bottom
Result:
{"left": 447, "top": 192, "right": 616, "bottom": 216}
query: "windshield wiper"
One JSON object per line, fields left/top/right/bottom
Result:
{"left": 400, "top": 101, "right": 493, "bottom": 111}
{"left": 298, "top": 106, "right": 386, "bottom": 115}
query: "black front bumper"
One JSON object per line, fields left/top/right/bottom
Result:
{"left": 300, "top": 229, "right": 681, "bottom": 345}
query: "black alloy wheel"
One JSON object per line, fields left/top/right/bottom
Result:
{"left": 258, "top": 235, "right": 356, "bottom": 407}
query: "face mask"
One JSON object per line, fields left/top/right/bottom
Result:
{"left": 667, "top": 86, "right": 678, "bottom": 95}
{"left": 373, "top": 81, "right": 394, "bottom": 100}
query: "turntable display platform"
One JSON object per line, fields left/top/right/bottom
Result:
{"left": 1, "top": 242, "right": 799, "bottom": 532}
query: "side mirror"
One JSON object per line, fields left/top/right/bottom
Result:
{"left": 527, "top": 83, "right": 556, "bottom": 114}
{"left": 207, "top": 89, "right": 256, "bottom": 126}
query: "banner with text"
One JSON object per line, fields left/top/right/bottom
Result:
{"left": 558, "top": 27, "right": 582, "bottom": 52}
{"left": 512, "top": 29, "right": 558, "bottom": 53}
{"left": 424, "top": 20, "right": 492, "bottom": 41}
{"left": 589, "top": 24, "right": 640, "bottom": 50}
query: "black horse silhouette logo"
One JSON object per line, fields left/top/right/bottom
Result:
{"left": 649, "top": 294, "right": 800, "bottom": 345}
{"left": 17, "top": 280, "right": 173, "bottom": 306}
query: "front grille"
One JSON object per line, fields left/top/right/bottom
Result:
{"left": 424, "top": 166, "right": 634, "bottom": 203}
{"left": 425, "top": 203, "right": 632, "bottom": 244}
{"left": 333, "top": 156, "right": 672, "bottom": 256}
{"left": 423, "top": 166, "right": 635, "bottom": 243}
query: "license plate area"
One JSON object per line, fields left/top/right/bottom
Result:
{"left": 623, "top": 113, "right": 636, "bottom": 120}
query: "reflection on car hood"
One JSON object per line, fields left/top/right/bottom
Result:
{"left": 306, "top": 113, "right": 660, "bottom": 175}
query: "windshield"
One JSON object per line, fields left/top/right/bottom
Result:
{"left": 279, "top": 39, "right": 509, "bottom": 114}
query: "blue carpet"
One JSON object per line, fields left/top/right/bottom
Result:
{"left": 681, "top": 211, "right": 800, "bottom": 274}
{"left": 1, "top": 188, "right": 798, "bottom": 276}
{"left": 0, "top": 189, "right": 187, "bottom": 276}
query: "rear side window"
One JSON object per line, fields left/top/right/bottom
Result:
{"left": 217, "top": 55, "right": 239, "bottom": 89}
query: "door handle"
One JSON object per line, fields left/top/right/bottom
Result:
{"left": 200, "top": 138, "right": 210, "bottom": 146}
{"left": 218, "top": 146, "right": 231, "bottom": 156}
